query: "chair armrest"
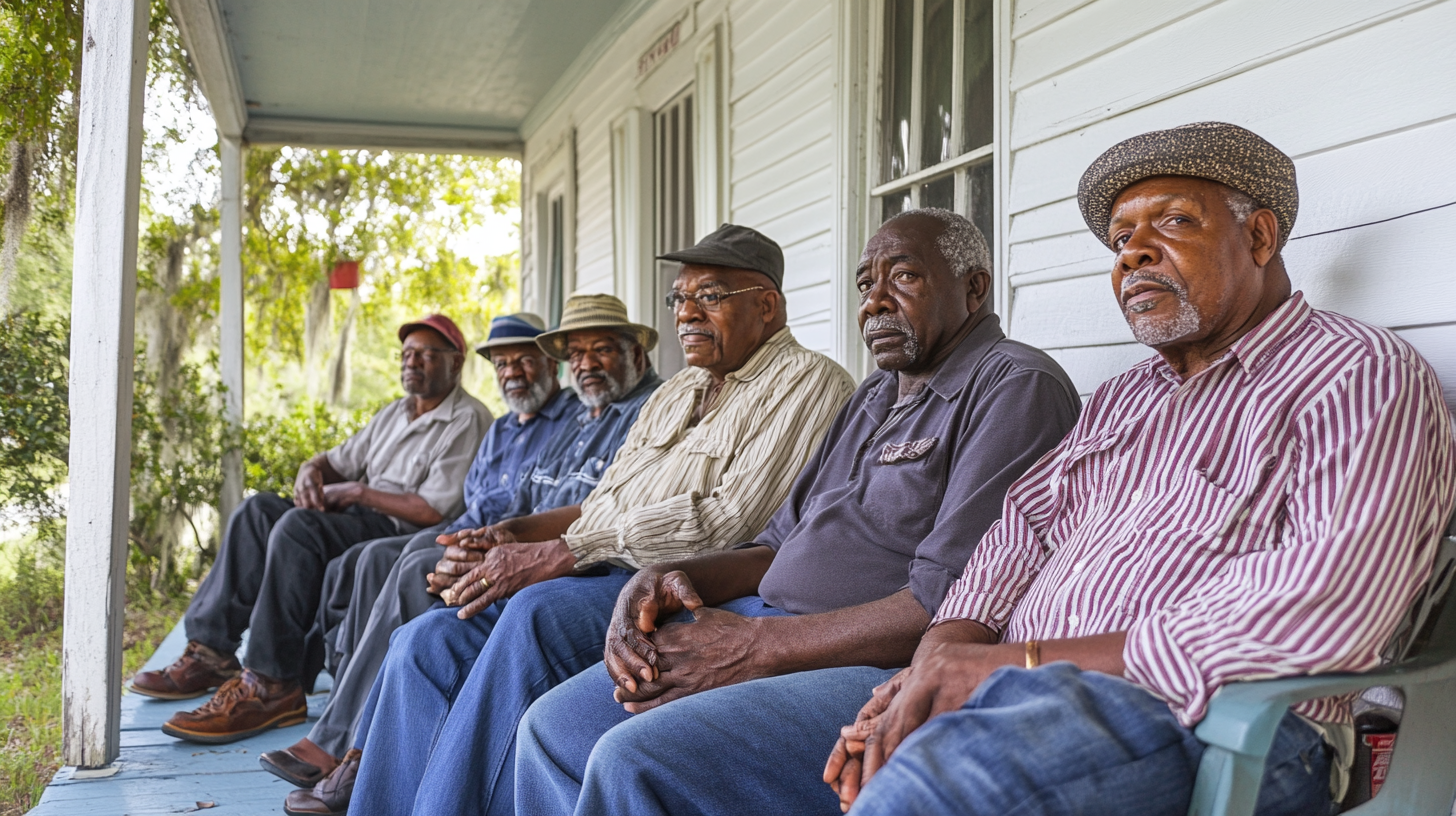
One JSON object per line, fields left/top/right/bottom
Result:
{"left": 1194, "top": 656, "right": 1456, "bottom": 758}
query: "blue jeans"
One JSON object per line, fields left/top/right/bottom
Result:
{"left": 517, "top": 660, "right": 1335, "bottom": 816}
{"left": 347, "top": 568, "right": 634, "bottom": 816}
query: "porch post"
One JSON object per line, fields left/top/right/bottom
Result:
{"left": 219, "top": 135, "right": 245, "bottom": 523}
{"left": 61, "top": 0, "right": 149, "bottom": 767}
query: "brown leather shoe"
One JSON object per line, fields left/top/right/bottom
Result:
{"left": 162, "top": 669, "right": 306, "bottom": 744}
{"left": 283, "top": 748, "right": 360, "bottom": 816}
{"left": 261, "top": 737, "right": 341, "bottom": 787}
{"left": 131, "top": 641, "right": 241, "bottom": 700}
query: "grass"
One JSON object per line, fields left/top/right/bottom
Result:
{"left": 0, "top": 558, "right": 190, "bottom": 816}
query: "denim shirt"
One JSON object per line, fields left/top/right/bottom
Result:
{"left": 504, "top": 369, "right": 664, "bottom": 519}
{"left": 445, "top": 387, "right": 581, "bottom": 534}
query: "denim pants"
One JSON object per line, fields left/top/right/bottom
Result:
{"left": 346, "top": 568, "right": 634, "bottom": 816}
{"left": 516, "top": 660, "right": 1335, "bottom": 816}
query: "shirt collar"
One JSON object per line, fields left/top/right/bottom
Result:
{"left": 536, "top": 386, "right": 578, "bottom": 421}
{"left": 923, "top": 314, "right": 1008, "bottom": 400}
{"left": 1145, "top": 292, "right": 1311, "bottom": 383}
{"left": 1226, "top": 291, "right": 1310, "bottom": 374}
{"left": 414, "top": 384, "right": 464, "bottom": 425}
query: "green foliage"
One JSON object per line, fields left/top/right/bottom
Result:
{"left": 128, "top": 350, "right": 237, "bottom": 591}
{"left": 0, "top": 0, "right": 81, "bottom": 163}
{"left": 0, "top": 312, "right": 68, "bottom": 551}
{"left": 243, "top": 397, "right": 379, "bottom": 498}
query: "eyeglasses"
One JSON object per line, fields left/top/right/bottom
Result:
{"left": 664, "top": 285, "right": 765, "bottom": 312}
{"left": 491, "top": 354, "right": 543, "bottom": 373}
{"left": 396, "top": 346, "right": 457, "bottom": 365}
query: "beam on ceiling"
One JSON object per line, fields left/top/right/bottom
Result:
{"left": 167, "top": 0, "right": 247, "bottom": 138}
{"left": 243, "top": 117, "right": 524, "bottom": 156}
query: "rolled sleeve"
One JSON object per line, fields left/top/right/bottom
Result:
{"left": 325, "top": 414, "right": 380, "bottom": 482}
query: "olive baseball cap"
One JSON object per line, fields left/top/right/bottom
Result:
{"left": 656, "top": 223, "right": 785, "bottom": 290}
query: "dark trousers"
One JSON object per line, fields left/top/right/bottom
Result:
{"left": 184, "top": 492, "right": 397, "bottom": 684}
{"left": 307, "top": 531, "right": 445, "bottom": 756}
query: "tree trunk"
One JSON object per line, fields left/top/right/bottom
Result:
{"left": 327, "top": 287, "right": 362, "bottom": 406}
{"left": 0, "top": 141, "right": 35, "bottom": 315}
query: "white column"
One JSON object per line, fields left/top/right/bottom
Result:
{"left": 61, "top": 0, "right": 149, "bottom": 768}
{"left": 218, "top": 135, "right": 244, "bottom": 524}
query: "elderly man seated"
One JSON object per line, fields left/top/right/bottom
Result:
{"left": 133, "top": 315, "right": 492, "bottom": 744}
{"left": 255, "top": 312, "right": 586, "bottom": 786}
{"left": 292, "top": 224, "right": 857, "bottom": 816}
{"left": 512, "top": 210, "right": 1082, "bottom": 816}
{"left": 813, "top": 123, "right": 1456, "bottom": 816}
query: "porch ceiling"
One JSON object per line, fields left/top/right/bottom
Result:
{"left": 171, "top": 0, "right": 637, "bottom": 153}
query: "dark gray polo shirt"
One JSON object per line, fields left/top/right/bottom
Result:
{"left": 754, "top": 315, "right": 1082, "bottom": 616}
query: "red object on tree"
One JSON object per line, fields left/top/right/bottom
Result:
{"left": 329, "top": 260, "right": 360, "bottom": 289}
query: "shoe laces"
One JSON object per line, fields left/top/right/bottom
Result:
{"left": 195, "top": 676, "right": 252, "bottom": 712}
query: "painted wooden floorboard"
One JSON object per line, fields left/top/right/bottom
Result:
{"left": 29, "top": 621, "right": 333, "bottom": 816}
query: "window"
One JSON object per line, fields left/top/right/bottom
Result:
{"left": 873, "top": 0, "right": 995, "bottom": 259}
{"left": 547, "top": 195, "right": 566, "bottom": 327}
{"left": 653, "top": 88, "right": 695, "bottom": 377}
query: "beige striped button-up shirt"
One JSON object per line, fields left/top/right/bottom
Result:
{"left": 562, "top": 327, "right": 855, "bottom": 569}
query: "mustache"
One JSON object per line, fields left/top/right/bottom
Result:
{"left": 1120, "top": 272, "right": 1187, "bottom": 298}
{"left": 678, "top": 321, "right": 716, "bottom": 338}
{"left": 862, "top": 313, "right": 914, "bottom": 337}
{"left": 501, "top": 376, "right": 528, "bottom": 391}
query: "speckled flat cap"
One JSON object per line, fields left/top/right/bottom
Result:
{"left": 1077, "top": 121, "right": 1298, "bottom": 249}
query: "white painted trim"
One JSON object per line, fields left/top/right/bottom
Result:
{"left": 834, "top": 0, "right": 872, "bottom": 380}
{"left": 692, "top": 21, "right": 727, "bottom": 240}
{"left": 611, "top": 108, "right": 657, "bottom": 326}
{"left": 243, "top": 117, "right": 523, "bottom": 156}
{"left": 520, "top": 0, "right": 660, "bottom": 140}
{"left": 166, "top": 0, "right": 246, "bottom": 138}
{"left": 869, "top": 143, "right": 995, "bottom": 196}
{"left": 992, "top": 0, "right": 1012, "bottom": 318}
{"left": 530, "top": 131, "right": 578, "bottom": 322}
{"left": 62, "top": 0, "right": 149, "bottom": 769}
{"left": 218, "top": 135, "right": 244, "bottom": 526}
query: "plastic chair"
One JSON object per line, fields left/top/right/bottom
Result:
{"left": 1188, "top": 512, "right": 1456, "bottom": 816}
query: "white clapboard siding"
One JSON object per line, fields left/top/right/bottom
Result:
{"left": 1012, "top": 0, "right": 1440, "bottom": 152}
{"left": 728, "top": 0, "right": 836, "bottom": 349}
{"left": 1005, "top": 0, "right": 1456, "bottom": 408}
{"left": 1011, "top": 203, "right": 1456, "bottom": 348}
{"left": 1009, "top": 0, "right": 1456, "bottom": 216}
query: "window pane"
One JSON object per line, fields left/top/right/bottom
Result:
{"left": 882, "top": 0, "right": 914, "bottom": 181}
{"left": 881, "top": 190, "right": 912, "bottom": 222}
{"left": 920, "top": 174, "right": 954, "bottom": 211}
{"left": 962, "top": 0, "right": 994, "bottom": 152}
{"left": 967, "top": 159, "right": 994, "bottom": 262}
{"left": 920, "top": 0, "right": 954, "bottom": 169}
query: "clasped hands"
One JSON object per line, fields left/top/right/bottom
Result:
{"left": 822, "top": 642, "right": 1011, "bottom": 813}
{"left": 603, "top": 569, "right": 763, "bottom": 714}
{"left": 427, "top": 526, "right": 575, "bottom": 619}
{"left": 292, "top": 462, "right": 364, "bottom": 512}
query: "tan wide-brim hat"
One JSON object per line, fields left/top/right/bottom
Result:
{"left": 535, "top": 293, "right": 659, "bottom": 361}
{"left": 1077, "top": 121, "right": 1299, "bottom": 249}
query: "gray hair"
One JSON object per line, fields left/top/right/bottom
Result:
{"left": 1223, "top": 187, "right": 1260, "bottom": 224}
{"left": 888, "top": 207, "right": 991, "bottom": 279}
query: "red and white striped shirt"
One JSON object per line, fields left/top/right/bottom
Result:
{"left": 933, "top": 293, "right": 1455, "bottom": 725}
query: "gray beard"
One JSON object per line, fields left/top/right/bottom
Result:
{"left": 1122, "top": 275, "right": 1203, "bottom": 347}
{"left": 573, "top": 364, "right": 642, "bottom": 409}
{"left": 502, "top": 375, "right": 556, "bottom": 415}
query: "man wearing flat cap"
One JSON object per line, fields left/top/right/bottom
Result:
{"left": 254, "top": 312, "right": 582, "bottom": 790}
{"left": 818, "top": 122, "right": 1455, "bottom": 816}
{"left": 344, "top": 230, "right": 856, "bottom": 816}
{"left": 136, "top": 315, "right": 493, "bottom": 745}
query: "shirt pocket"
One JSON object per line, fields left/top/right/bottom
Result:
{"left": 1141, "top": 452, "right": 1279, "bottom": 557}
{"left": 862, "top": 438, "right": 949, "bottom": 545}
{"left": 1044, "top": 428, "right": 1124, "bottom": 523}
{"left": 677, "top": 430, "right": 735, "bottom": 494}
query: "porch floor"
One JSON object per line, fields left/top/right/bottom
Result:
{"left": 29, "top": 622, "right": 333, "bottom": 816}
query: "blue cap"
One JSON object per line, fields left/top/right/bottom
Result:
{"left": 475, "top": 312, "right": 547, "bottom": 356}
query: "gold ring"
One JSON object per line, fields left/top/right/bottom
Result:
{"left": 479, "top": 577, "right": 492, "bottom": 591}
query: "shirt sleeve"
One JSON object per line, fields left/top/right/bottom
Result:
{"left": 907, "top": 368, "right": 1081, "bottom": 615}
{"left": 446, "top": 425, "right": 501, "bottom": 533}
{"left": 563, "top": 361, "right": 857, "bottom": 569}
{"left": 1123, "top": 356, "right": 1456, "bottom": 726}
{"left": 931, "top": 394, "right": 1100, "bottom": 630}
{"left": 325, "top": 405, "right": 386, "bottom": 482}
{"left": 412, "top": 408, "right": 490, "bottom": 520}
